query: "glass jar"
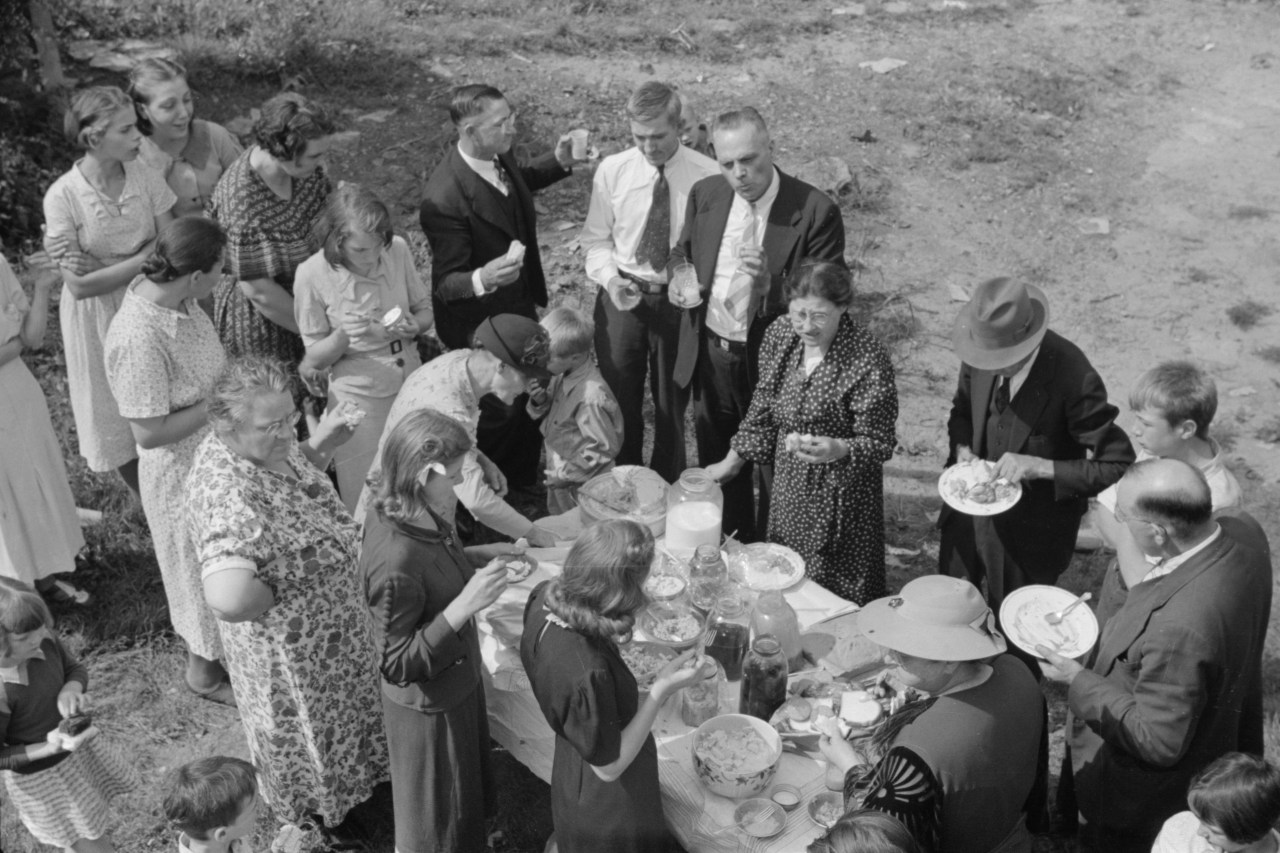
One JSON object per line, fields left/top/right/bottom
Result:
{"left": 681, "top": 657, "right": 724, "bottom": 727}
{"left": 705, "top": 594, "right": 752, "bottom": 681}
{"left": 740, "top": 635, "right": 788, "bottom": 721}
{"left": 687, "top": 543, "right": 728, "bottom": 614}
{"left": 665, "top": 469, "right": 723, "bottom": 554}
{"left": 752, "top": 591, "right": 805, "bottom": 673}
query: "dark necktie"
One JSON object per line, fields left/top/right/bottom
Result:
{"left": 492, "top": 157, "right": 510, "bottom": 195}
{"left": 994, "top": 377, "right": 1010, "bottom": 413}
{"left": 635, "top": 164, "right": 670, "bottom": 270}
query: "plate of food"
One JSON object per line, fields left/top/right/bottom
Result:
{"left": 501, "top": 554, "right": 538, "bottom": 583}
{"left": 727, "top": 542, "right": 806, "bottom": 592}
{"left": 772, "top": 671, "right": 921, "bottom": 751}
{"left": 638, "top": 602, "right": 704, "bottom": 649}
{"left": 938, "top": 459, "right": 1022, "bottom": 516}
{"left": 619, "top": 641, "right": 677, "bottom": 691}
{"left": 999, "top": 584, "right": 1099, "bottom": 659}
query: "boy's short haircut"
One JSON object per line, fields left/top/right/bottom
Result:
{"left": 1128, "top": 360, "right": 1217, "bottom": 440}
{"left": 163, "top": 756, "right": 258, "bottom": 840}
{"left": 541, "top": 306, "right": 595, "bottom": 358}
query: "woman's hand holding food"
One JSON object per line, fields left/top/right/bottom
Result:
{"left": 387, "top": 314, "right": 420, "bottom": 340}
{"left": 792, "top": 434, "right": 849, "bottom": 465}
{"left": 56, "top": 684, "right": 89, "bottom": 718}
{"left": 650, "top": 651, "right": 712, "bottom": 703}
{"left": 815, "top": 715, "right": 862, "bottom": 774}
{"left": 443, "top": 560, "right": 508, "bottom": 629}
{"left": 298, "top": 360, "right": 330, "bottom": 397}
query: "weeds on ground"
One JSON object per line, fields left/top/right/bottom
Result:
{"left": 1257, "top": 345, "right": 1280, "bottom": 364}
{"left": 1226, "top": 299, "right": 1273, "bottom": 330}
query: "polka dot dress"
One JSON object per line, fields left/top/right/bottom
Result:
{"left": 731, "top": 314, "right": 898, "bottom": 604}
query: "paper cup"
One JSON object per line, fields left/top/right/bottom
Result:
{"left": 569, "top": 128, "right": 590, "bottom": 159}
{"left": 382, "top": 306, "right": 404, "bottom": 328}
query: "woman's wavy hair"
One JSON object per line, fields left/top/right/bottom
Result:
{"left": 64, "top": 86, "right": 133, "bottom": 150}
{"left": 808, "top": 809, "right": 923, "bottom": 853}
{"left": 367, "top": 409, "right": 473, "bottom": 524}
{"left": 316, "top": 183, "right": 393, "bottom": 271}
{"left": 543, "top": 519, "right": 653, "bottom": 643}
{"left": 127, "top": 56, "right": 188, "bottom": 136}
{"left": 785, "top": 259, "right": 855, "bottom": 309}
{"left": 0, "top": 577, "right": 54, "bottom": 657}
{"left": 207, "top": 356, "right": 295, "bottom": 433}
{"left": 253, "top": 93, "right": 336, "bottom": 163}
{"left": 141, "top": 216, "right": 226, "bottom": 283}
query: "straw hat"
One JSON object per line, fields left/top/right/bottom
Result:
{"left": 859, "top": 576, "right": 1007, "bottom": 662}
{"left": 951, "top": 277, "right": 1049, "bottom": 370}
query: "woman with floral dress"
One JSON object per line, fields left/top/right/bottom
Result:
{"left": 42, "top": 86, "right": 177, "bottom": 494}
{"left": 208, "top": 93, "right": 335, "bottom": 371}
{"left": 706, "top": 261, "right": 898, "bottom": 605}
{"left": 185, "top": 356, "right": 388, "bottom": 849}
{"left": 104, "top": 217, "right": 231, "bottom": 703}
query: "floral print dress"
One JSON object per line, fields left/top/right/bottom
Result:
{"left": 730, "top": 314, "right": 898, "bottom": 605}
{"left": 185, "top": 434, "right": 389, "bottom": 825}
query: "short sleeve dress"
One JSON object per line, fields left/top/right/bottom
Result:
{"left": 731, "top": 314, "right": 899, "bottom": 605}
{"left": 42, "top": 160, "right": 177, "bottom": 471}
{"left": 184, "top": 434, "right": 389, "bottom": 826}
{"left": 0, "top": 255, "right": 84, "bottom": 584}
{"left": 104, "top": 285, "right": 226, "bottom": 660}
{"left": 208, "top": 149, "right": 332, "bottom": 369}
{"left": 519, "top": 583, "right": 675, "bottom": 853}
{"left": 137, "top": 119, "right": 244, "bottom": 218}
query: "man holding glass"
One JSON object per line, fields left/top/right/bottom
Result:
{"left": 579, "top": 82, "right": 718, "bottom": 482}
{"left": 669, "top": 107, "right": 846, "bottom": 541}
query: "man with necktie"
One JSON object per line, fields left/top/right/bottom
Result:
{"left": 668, "top": 107, "right": 846, "bottom": 541}
{"left": 939, "top": 277, "right": 1135, "bottom": 616}
{"left": 580, "top": 81, "right": 718, "bottom": 482}
{"left": 419, "top": 84, "right": 585, "bottom": 491}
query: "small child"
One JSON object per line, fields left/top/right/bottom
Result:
{"left": 1151, "top": 752, "right": 1280, "bottom": 853}
{"left": 163, "top": 755, "right": 259, "bottom": 853}
{"left": 528, "top": 307, "right": 623, "bottom": 514}
{"left": 0, "top": 576, "right": 136, "bottom": 853}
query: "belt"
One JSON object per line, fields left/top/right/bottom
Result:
{"left": 705, "top": 327, "right": 747, "bottom": 354}
{"left": 618, "top": 269, "right": 668, "bottom": 294}
{"left": 352, "top": 338, "right": 409, "bottom": 367}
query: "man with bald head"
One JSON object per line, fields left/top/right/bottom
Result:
{"left": 1040, "top": 458, "right": 1272, "bottom": 853}
{"left": 669, "top": 107, "right": 846, "bottom": 540}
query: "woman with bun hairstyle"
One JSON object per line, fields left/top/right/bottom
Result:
{"left": 104, "top": 216, "right": 232, "bottom": 704}
{"left": 42, "top": 86, "right": 177, "bottom": 493}
{"left": 129, "top": 57, "right": 243, "bottom": 219}
{"left": 520, "top": 519, "right": 709, "bottom": 853}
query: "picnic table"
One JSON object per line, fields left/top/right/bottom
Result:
{"left": 478, "top": 510, "right": 863, "bottom": 853}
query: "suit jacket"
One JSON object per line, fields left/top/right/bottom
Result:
{"left": 668, "top": 169, "right": 846, "bottom": 388}
{"left": 940, "top": 329, "right": 1134, "bottom": 582}
{"left": 419, "top": 146, "right": 570, "bottom": 348}
{"left": 1067, "top": 514, "right": 1273, "bottom": 841}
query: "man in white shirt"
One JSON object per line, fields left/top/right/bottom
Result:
{"left": 669, "top": 107, "right": 846, "bottom": 540}
{"left": 579, "top": 82, "right": 717, "bottom": 481}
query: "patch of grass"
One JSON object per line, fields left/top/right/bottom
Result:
{"left": 1227, "top": 299, "right": 1274, "bottom": 330}
{"left": 1257, "top": 345, "right": 1280, "bottom": 364}
{"left": 1256, "top": 416, "right": 1280, "bottom": 444}
{"left": 1227, "top": 204, "right": 1272, "bottom": 221}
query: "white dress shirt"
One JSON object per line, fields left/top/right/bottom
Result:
{"left": 706, "top": 167, "right": 781, "bottom": 341}
{"left": 1137, "top": 524, "right": 1221, "bottom": 585}
{"left": 581, "top": 144, "right": 718, "bottom": 286}
{"left": 1007, "top": 345, "right": 1040, "bottom": 399}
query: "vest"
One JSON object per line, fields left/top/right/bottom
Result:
{"left": 984, "top": 378, "right": 1018, "bottom": 459}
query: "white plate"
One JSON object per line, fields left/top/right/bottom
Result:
{"left": 999, "top": 584, "right": 1099, "bottom": 659}
{"left": 938, "top": 460, "right": 1023, "bottom": 516}
{"left": 729, "top": 543, "right": 806, "bottom": 592}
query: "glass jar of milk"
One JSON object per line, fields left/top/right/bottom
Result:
{"left": 665, "top": 469, "right": 723, "bottom": 553}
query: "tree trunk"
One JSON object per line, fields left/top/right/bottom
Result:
{"left": 28, "top": 0, "right": 68, "bottom": 90}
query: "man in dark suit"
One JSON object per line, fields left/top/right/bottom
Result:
{"left": 669, "top": 107, "right": 846, "bottom": 540}
{"left": 419, "top": 84, "right": 582, "bottom": 490}
{"left": 1040, "top": 458, "right": 1273, "bottom": 853}
{"left": 939, "top": 277, "right": 1134, "bottom": 612}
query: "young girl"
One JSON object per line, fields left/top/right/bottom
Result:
{"left": 0, "top": 577, "right": 136, "bottom": 852}
{"left": 1152, "top": 752, "right": 1280, "bottom": 853}
{"left": 808, "top": 809, "right": 924, "bottom": 853}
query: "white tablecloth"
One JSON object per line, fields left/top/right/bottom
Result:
{"left": 478, "top": 510, "right": 858, "bottom": 852}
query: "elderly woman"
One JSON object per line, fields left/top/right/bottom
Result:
{"left": 104, "top": 217, "right": 229, "bottom": 702}
{"left": 357, "top": 314, "right": 558, "bottom": 547}
{"left": 705, "top": 260, "right": 898, "bottom": 604}
{"left": 129, "top": 58, "right": 244, "bottom": 219}
{"left": 521, "top": 519, "right": 708, "bottom": 853}
{"left": 294, "top": 183, "right": 434, "bottom": 510}
{"left": 42, "top": 85, "right": 177, "bottom": 494}
{"left": 361, "top": 408, "right": 523, "bottom": 853}
{"left": 185, "top": 356, "right": 389, "bottom": 847}
{"left": 208, "top": 93, "right": 334, "bottom": 369}
{"left": 817, "top": 576, "right": 1043, "bottom": 853}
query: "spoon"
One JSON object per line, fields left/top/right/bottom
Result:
{"left": 1045, "top": 591, "right": 1092, "bottom": 625}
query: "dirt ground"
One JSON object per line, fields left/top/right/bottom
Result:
{"left": 4, "top": 0, "right": 1279, "bottom": 850}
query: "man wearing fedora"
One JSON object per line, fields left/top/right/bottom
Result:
{"left": 1039, "top": 458, "right": 1272, "bottom": 853}
{"left": 939, "top": 277, "right": 1134, "bottom": 617}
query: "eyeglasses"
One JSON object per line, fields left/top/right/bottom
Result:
{"left": 788, "top": 308, "right": 835, "bottom": 328}
{"left": 255, "top": 409, "right": 301, "bottom": 438}
{"left": 1114, "top": 504, "right": 1166, "bottom": 534}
